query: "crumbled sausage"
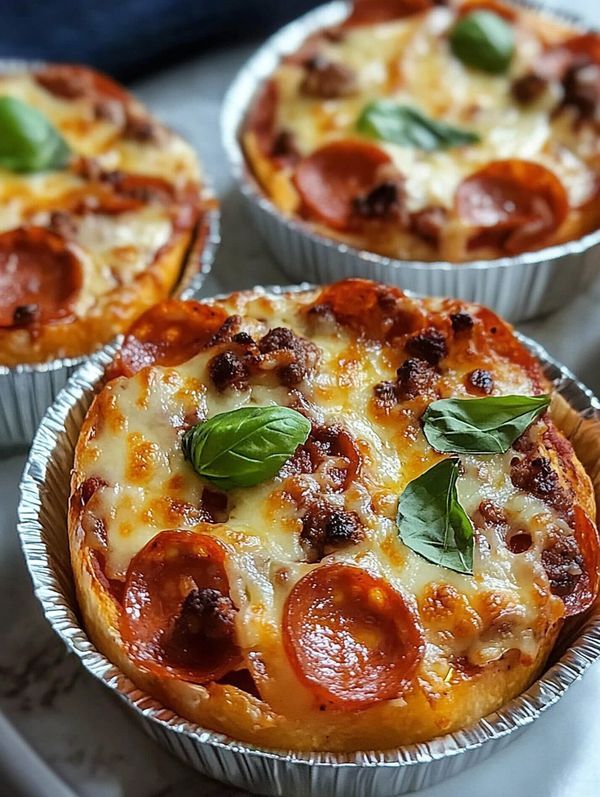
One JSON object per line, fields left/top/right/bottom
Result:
{"left": 270, "top": 129, "right": 300, "bottom": 162}
{"left": 258, "top": 327, "right": 320, "bottom": 386}
{"left": 300, "top": 56, "right": 357, "bottom": 99}
{"left": 300, "top": 501, "right": 365, "bottom": 562}
{"left": 207, "top": 315, "right": 244, "bottom": 346}
{"left": 208, "top": 351, "right": 250, "bottom": 392}
{"left": 466, "top": 368, "right": 494, "bottom": 395}
{"left": 173, "top": 588, "right": 236, "bottom": 640}
{"left": 477, "top": 500, "right": 507, "bottom": 527}
{"left": 542, "top": 535, "right": 584, "bottom": 598}
{"left": 124, "top": 114, "right": 162, "bottom": 143}
{"left": 560, "top": 61, "right": 600, "bottom": 123}
{"left": 450, "top": 312, "right": 474, "bottom": 334}
{"left": 395, "top": 357, "right": 437, "bottom": 400}
{"left": 405, "top": 327, "right": 447, "bottom": 365}
{"left": 511, "top": 72, "right": 548, "bottom": 104}
{"left": 12, "top": 304, "right": 40, "bottom": 326}
{"left": 410, "top": 206, "right": 447, "bottom": 244}
{"left": 353, "top": 181, "right": 405, "bottom": 221}
{"left": 48, "top": 210, "right": 79, "bottom": 239}
{"left": 373, "top": 380, "right": 398, "bottom": 409}
{"left": 511, "top": 455, "right": 571, "bottom": 516}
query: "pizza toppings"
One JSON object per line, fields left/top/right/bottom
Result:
{"left": 0, "top": 227, "right": 82, "bottom": 328}
{"left": 559, "top": 62, "right": 600, "bottom": 125}
{"left": 183, "top": 407, "right": 311, "bottom": 491}
{"left": 113, "top": 301, "right": 228, "bottom": 376}
{"left": 352, "top": 180, "right": 406, "bottom": 223}
{"left": 449, "top": 10, "right": 515, "bottom": 74}
{"left": 395, "top": 357, "right": 438, "bottom": 400}
{"left": 283, "top": 423, "right": 362, "bottom": 492}
{"left": 299, "top": 501, "right": 365, "bottom": 562}
{"left": 397, "top": 459, "right": 475, "bottom": 574}
{"left": 121, "top": 530, "right": 242, "bottom": 682}
{"left": 308, "top": 279, "right": 424, "bottom": 341}
{"left": 405, "top": 327, "right": 447, "bottom": 365}
{"left": 299, "top": 56, "right": 358, "bottom": 99}
{"left": 511, "top": 73, "right": 548, "bottom": 105}
{"left": 455, "top": 159, "right": 569, "bottom": 254}
{"left": 283, "top": 563, "right": 424, "bottom": 707}
{"left": 294, "top": 140, "right": 396, "bottom": 230}
{"left": 0, "top": 96, "right": 71, "bottom": 173}
{"left": 541, "top": 508, "right": 600, "bottom": 616}
{"left": 466, "top": 368, "right": 494, "bottom": 395}
{"left": 422, "top": 395, "right": 550, "bottom": 455}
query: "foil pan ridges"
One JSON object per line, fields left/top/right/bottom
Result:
{"left": 221, "top": 0, "right": 600, "bottom": 324}
{"left": 16, "top": 285, "right": 600, "bottom": 797}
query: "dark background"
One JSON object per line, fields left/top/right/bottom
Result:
{"left": 1, "top": 0, "right": 320, "bottom": 82}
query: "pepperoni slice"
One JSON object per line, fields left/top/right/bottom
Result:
{"left": 35, "top": 64, "right": 130, "bottom": 102}
{"left": 308, "top": 279, "right": 425, "bottom": 341}
{"left": 455, "top": 160, "right": 569, "bottom": 254}
{"left": 345, "top": 0, "right": 432, "bottom": 26}
{"left": 472, "top": 306, "right": 544, "bottom": 389}
{"left": 294, "top": 140, "right": 393, "bottom": 231}
{"left": 112, "top": 300, "right": 229, "bottom": 377}
{"left": 121, "top": 530, "right": 242, "bottom": 682}
{"left": 283, "top": 563, "right": 424, "bottom": 707}
{"left": 0, "top": 227, "right": 82, "bottom": 328}
{"left": 95, "top": 173, "right": 176, "bottom": 214}
{"left": 543, "top": 507, "right": 600, "bottom": 617}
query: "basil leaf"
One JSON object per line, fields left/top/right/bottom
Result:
{"left": 356, "top": 101, "right": 480, "bottom": 151}
{"left": 397, "top": 459, "right": 474, "bottom": 575}
{"left": 423, "top": 394, "right": 551, "bottom": 454}
{"left": 450, "top": 11, "right": 514, "bottom": 74}
{"left": 183, "top": 406, "right": 311, "bottom": 490}
{"left": 0, "top": 96, "right": 71, "bottom": 173}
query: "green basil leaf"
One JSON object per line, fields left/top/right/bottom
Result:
{"left": 183, "top": 406, "right": 311, "bottom": 490}
{"left": 356, "top": 100, "right": 480, "bottom": 151}
{"left": 450, "top": 11, "right": 515, "bottom": 74}
{"left": 397, "top": 459, "right": 474, "bottom": 575}
{"left": 0, "top": 96, "right": 71, "bottom": 173}
{"left": 423, "top": 394, "right": 551, "bottom": 454}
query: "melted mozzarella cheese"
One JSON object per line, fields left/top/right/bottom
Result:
{"left": 0, "top": 72, "right": 199, "bottom": 322}
{"left": 272, "top": 4, "right": 596, "bottom": 211}
{"left": 77, "top": 289, "right": 568, "bottom": 692}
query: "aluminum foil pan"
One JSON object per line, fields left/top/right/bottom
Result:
{"left": 0, "top": 59, "right": 220, "bottom": 454}
{"left": 16, "top": 284, "right": 600, "bottom": 796}
{"left": 221, "top": 0, "right": 600, "bottom": 323}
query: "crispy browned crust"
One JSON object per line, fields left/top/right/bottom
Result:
{"left": 68, "top": 284, "right": 600, "bottom": 752}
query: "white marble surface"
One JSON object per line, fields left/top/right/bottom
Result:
{"left": 1, "top": 2, "right": 599, "bottom": 795}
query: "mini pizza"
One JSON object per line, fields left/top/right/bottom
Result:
{"left": 0, "top": 64, "right": 210, "bottom": 366}
{"left": 69, "top": 278, "right": 599, "bottom": 752}
{"left": 242, "top": 0, "right": 600, "bottom": 262}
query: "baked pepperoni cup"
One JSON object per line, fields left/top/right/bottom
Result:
{"left": 0, "top": 60, "right": 219, "bottom": 453}
{"left": 17, "top": 284, "right": 600, "bottom": 797}
{"left": 222, "top": 1, "right": 600, "bottom": 323}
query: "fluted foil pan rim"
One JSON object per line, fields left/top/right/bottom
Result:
{"left": 221, "top": 0, "right": 600, "bottom": 276}
{"left": 16, "top": 282, "right": 600, "bottom": 786}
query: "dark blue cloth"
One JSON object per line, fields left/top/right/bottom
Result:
{"left": 1, "top": 0, "right": 319, "bottom": 81}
